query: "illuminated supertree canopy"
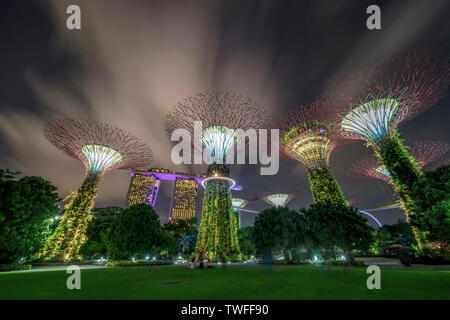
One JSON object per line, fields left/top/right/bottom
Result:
{"left": 232, "top": 198, "right": 248, "bottom": 208}
{"left": 261, "top": 193, "right": 298, "bottom": 208}
{"left": 350, "top": 141, "right": 450, "bottom": 182}
{"left": 326, "top": 53, "right": 450, "bottom": 248}
{"left": 166, "top": 91, "right": 271, "bottom": 262}
{"left": 280, "top": 101, "right": 348, "bottom": 208}
{"left": 43, "top": 118, "right": 153, "bottom": 261}
{"left": 166, "top": 91, "right": 271, "bottom": 163}
{"left": 328, "top": 52, "right": 450, "bottom": 144}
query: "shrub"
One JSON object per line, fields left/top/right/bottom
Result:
{"left": 105, "top": 260, "right": 173, "bottom": 267}
{"left": 323, "top": 259, "right": 365, "bottom": 267}
{"left": 397, "top": 247, "right": 414, "bottom": 266}
{"left": 0, "top": 264, "right": 32, "bottom": 272}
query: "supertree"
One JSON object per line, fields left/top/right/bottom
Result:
{"left": 350, "top": 140, "right": 449, "bottom": 191}
{"left": 326, "top": 52, "right": 450, "bottom": 216}
{"left": 280, "top": 101, "right": 348, "bottom": 208}
{"left": 166, "top": 91, "right": 270, "bottom": 262}
{"left": 42, "top": 118, "right": 153, "bottom": 261}
{"left": 261, "top": 193, "right": 299, "bottom": 208}
{"left": 231, "top": 198, "right": 248, "bottom": 229}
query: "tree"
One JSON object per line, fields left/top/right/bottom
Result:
{"left": 237, "top": 227, "right": 256, "bottom": 259}
{"left": 0, "top": 169, "right": 60, "bottom": 264}
{"left": 106, "top": 204, "right": 164, "bottom": 259}
{"left": 79, "top": 207, "right": 121, "bottom": 259}
{"left": 409, "top": 165, "right": 450, "bottom": 247}
{"left": 179, "top": 234, "right": 197, "bottom": 257}
{"left": 252, "top": 206, "right": 307, "bottom": 263}
{"left": 301, "top": 204, "right": 374, "bottom": 258}
{"left": 163, "top": 217, "right": 197, "bottom": 239}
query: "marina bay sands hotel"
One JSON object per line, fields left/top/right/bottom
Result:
{"left": 125, "top": 168, "right": 244, "bottom": 222}
{"left": 125, "top": 168, "right": 205, "bottom": 222}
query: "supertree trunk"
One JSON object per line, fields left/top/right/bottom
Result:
{"left": 307, "top": 167, "right": 348, "bottom": 208}
{"left": 194, "top": 174, "right": 241, "bottom": 262}
{"left": 234, "top": 208, "right": 241, "bottom": 229}
{"left": 43, "top": 173, "right": 100, "bottom": 261}
{"left": 371, "top": 134, "right": 428, "bottom": 249}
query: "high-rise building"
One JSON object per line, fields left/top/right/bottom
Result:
{"left": 125, "top": 172, "right": 160, "bottom": 207}
{"left": 168, "top": 178, "right": 198, "bottom": 222}
{"left": 125, "top": 168, "right": 207, "bottom": 222}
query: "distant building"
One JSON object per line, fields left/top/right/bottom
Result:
{"left": 168, "top": 178, "right": 198, "bottom": 222}
{"left": 125, "top": 172, "right": 161, "bottom": 207}
{"left": 125, "top": 168, "right": 206, "bottom": 222}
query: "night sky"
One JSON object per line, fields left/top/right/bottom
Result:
{"left": 1, "top": 0, "right": 449, "bottom": 228}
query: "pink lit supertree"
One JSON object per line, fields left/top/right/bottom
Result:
{"left": 166, "top": 91, "right": 271, "bottom": 262}
{"left": 326, "top": 52, "right": 450, "bottom": 217}
{"left": 43, "top": 118, "right": 153, "bottom": 261}
{"left": 279, "top": 101, "right": 349, "bottom": 208}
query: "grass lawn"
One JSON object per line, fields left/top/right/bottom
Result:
{"left": 0, "top": 265, "right": 449, "bottom": 299}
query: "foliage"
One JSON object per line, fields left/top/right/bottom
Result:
{"left": 43, "top": 174, "right": 100, "bottom": 261}
{"left": 0, "top": 169, "right": 59, "bottom": 264}
{"left": 252, "top": 206, "right": 307, "bottom": 263}
{"left": 179, "top": 234, "right": 197, "bottom": 257}
{"left": 382, "top": 220, "right": 415, "bottom": 240}
{"left": 79, "top": 207, "right": 121, "bottom": 259}
{"left": 0, "top": 264, "right": 32, "bottom": 272}
{"left": 163, "top": 217, "right": 197, "bottom": 239}
{"left": 369, "top": 229, "right": 395, "bottom": 256}
{"left": 106, "top": 204, "right": 165, "bottom": 259}
{"left": 397, "top": 247, "right": 414, "bottom": 266}
{"left": 371, "top": 134, "right": 421, "bottom": 215}
{"left": 323, "top": 259, "right": 365, "bottom": 267}
{"left": 105, "top": 260, "right": 173, "bottom": 267}
{"left": 308, "top": 167, "right": 348, "bottom": 208}
{"left": 409, "top": 165, "right": 450, "bottom": 245}
{"left": 301, "top": 204, "right": 374, "bottom": 256}
{"left": 194, "top": 179, "right": 241, "bottom": 262}
{"left": 237, "top": 227, "right": 257, "bottom": 258}
{"left": 369, "top": 220, "right": 416, "bottom": 256}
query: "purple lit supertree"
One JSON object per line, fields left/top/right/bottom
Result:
{"left": 43, "top": 118, "right": 153, "bottom": 261}
{"left": 350, "top": 141, "right": 450, "bottom": 183}
{"left": 166, "top": 91, "right": 270, "bottom": 262}
{"left": 280, "top": 101, "right": 348, "bottom": 208}
{"left": 326, "top": 52, "right": 450, "bottom": 218}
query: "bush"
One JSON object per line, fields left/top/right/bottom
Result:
{"left": 323, "top": 259, "right": 365, "bottom": 267}
{"left": 106, "top": 204, "right": 165, "bottom": 259}
{"left": 0, "top": 264, "right": 32, "bottom": 272}
{"left": 105, "top": 259, "right": 173, "bottom": 267}
{"left": 397, "top": 247, "right": 414, "bottom": 266}
{"left": 0, "top": 169, "right": 60, "bottom": 263}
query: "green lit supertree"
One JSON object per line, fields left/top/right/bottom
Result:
{"left": 327, "top": 53, "right": 450, "bottom": 216}
{"left": 327, "top": 53, "right": 450, "bottom": 249}
{"left": 166, "top": 91, "right": 270, "bottom": 262}
{"left": 231, "top": 198, "right": 248, "bottom": 229}
{"left": 280, "top": 101, "right": 348, "bottom": 208}
{"left": 42, "top": 118, "right": 153, "bottom": 261}
{"left": 349, "top": 141, "right": 450, "bottom": 183}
